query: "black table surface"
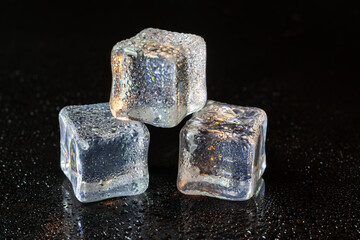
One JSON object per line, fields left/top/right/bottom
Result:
{"left": 1, "top": 2, "right": 360, "bottom": 239}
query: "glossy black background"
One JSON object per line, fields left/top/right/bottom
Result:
{"left": 1, "top": 1, "right": 360, "bottom": 239}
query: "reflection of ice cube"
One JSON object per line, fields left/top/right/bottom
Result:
{"left": 179, "top": 179, "right": 266, "bottom": 239}
{"left": 59, "top": 103, "right": 149, "bottom": 203}
{"left": 61, "top": 179, "right": 150, "bottom": 239}
{"left": 177, "top": 100, "right": 267, "bottom": 201}
{"left": 110, "top": 28, "right": 207, "bottom": 128}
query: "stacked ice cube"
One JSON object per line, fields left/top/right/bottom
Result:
{"left": 59, "top": 28, "right": 267, "bottom": 203}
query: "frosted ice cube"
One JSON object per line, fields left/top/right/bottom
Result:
{"left": 177, "top": 100, "right": 267, "bottom": 201}
{"left": 110, "top": 28, "right": 207, "bottom": 128}
{"left": 59, "top": 103, "right": 150, "bottom": 203}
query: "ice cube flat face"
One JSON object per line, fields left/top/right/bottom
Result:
{"left": 110, "top": 28, "right": 207, "bottom": 128}
{"left": 177, "top": 100, "right": 267, "bottom": 201}
{"left": 59, "top": 103, "right": 150, "bottom": 203}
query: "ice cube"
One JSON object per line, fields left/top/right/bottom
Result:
{"left": 110, "top": 28, "right": 207, "bottom": 128}
{"left": 177, "top": 100, "right": 267, "bottom": 201}
{"left": 59, "top": 103, "right": 150, "bottom": 203}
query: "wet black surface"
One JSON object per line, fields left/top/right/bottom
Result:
{"left": 1, "top": 2, "right": 360, "bottom": 239}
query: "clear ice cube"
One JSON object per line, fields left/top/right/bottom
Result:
{"left": 59, "top": 103, "right": 150, "bottom": 203}
{"left": 110, "top": 28, "right": 207, "bottom": 128}
{"left": 177, "top": 100, "right": 267, "bottom": 201}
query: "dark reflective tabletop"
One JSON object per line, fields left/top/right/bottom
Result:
{"left": 1, "top": 2, "right": 359, "bottom": 239}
